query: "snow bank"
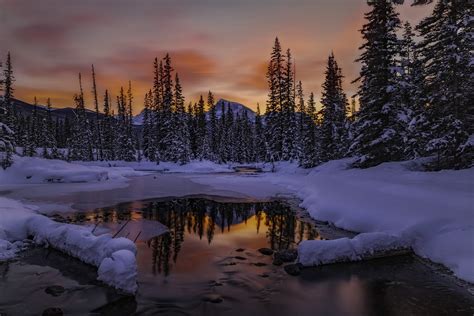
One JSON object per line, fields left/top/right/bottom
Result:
{"left": 0, "top": 197, "right": 138, "bottom": 294}
{"left": 98, "top": 249, "right": 138, "bottom": 294}
{"left": 298, "top": 232, "right": 408, "bottom": 266}
{"left": 0, "top": 155, "right": 146, "bottom": 184}
{"left": 271, "top": 159, "right": 474, "bottom": 282}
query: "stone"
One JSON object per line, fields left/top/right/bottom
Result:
{"left": 203, "top": 294, "right": 223, "bottom": 303}
{"left": 272, "top": 258, "right": 283, "bottom": 266}
{"left": 42, "top": 307, "right": 63, "bottom": 316}
{"left": 234, "top": 256, "right": 247, "bottom": 260}
{"left": 235, "top": 248, "right": 245, "bottom": 252}
{"left": 45, "top": 285, "right": 65, "bottom": 297}
{"left": 284, "top": 263, "right": 302, "bottom": 276}
{"left": 274, "top": 249, "right": 298, "bottom": 263}
{"left": 258, "top": 248, "right": 274, "bottom": 256}
{"left": 253, "top": 262, "right": 267, "bottom": 267}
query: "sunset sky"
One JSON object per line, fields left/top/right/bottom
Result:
{"left": 0, "top": 0, "right": 433, "bottom": 113}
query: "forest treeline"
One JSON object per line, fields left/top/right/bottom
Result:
{"left": 0, "top": 0, "right": 472, "bottom": 170}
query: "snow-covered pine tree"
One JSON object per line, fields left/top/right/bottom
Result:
{"left": 195, "top": 95, "right": 207, "bottom": 160}
{"left": 254, "top": 104, "right": 267, "bottom": 162}
{"left": 101, "top": 90, "right": 116, "bottom": 160}
{"left": 68, "top": 75, "right": 93, "bottom": 161}
{"left": 2, "top": 52, "right": 16, "bottom": 133}
{"left": 207, "top": 91, "right": 219, "bottom": 161}
{"left": 42, "top": 98, "right": 60, "bottom": 159}
{"left": 417, "top": 0, "right": 473, "bottom": 169}
{"left": 349, "top": 0, "right": 404, "bottom": 168}
{"left": 115, "top": 86, "right": 135, "bottom": 162}
{"left": 296, "top": 81, "right": 305, "bottom": 160}
{"left": 0, "top": 53, "right": 16, "bottom": 169}
{"left": 265, "top": 37, "right": 284, "bottom": 162}
{"left": 142, "top": 90, "right": 154, "bottom": 161}
{"left": 396, "top": 22, "right": 430, "bottom": 160}
{"left": 172, "top": 74, "right": 190, "bottom": 164}
{"left": 91, "top": 64, "right": 103, "bottom": 160}
{"left": 300, "top": 92, "right": 319, "bottom": 168}
{"left": 320, "top": 53, "right": 349, "bottom": 162}
{"left": 281, "top": 48, "right": 297, "bottom": 161}
{"left": 187, "top": 102, "right": 197, "bottom": 159}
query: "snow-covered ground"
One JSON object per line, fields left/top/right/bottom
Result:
{"left": 0, "top": 155, "right": 473, "bottom": 290}
{"left": 183, "top": 159, "right": 474, "bottom": 283}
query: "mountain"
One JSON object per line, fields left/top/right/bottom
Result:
{"left": 132, "top": 98, "right": 256, "bottom": 125}
{"left": 212, "top": 99, "right": 256, "bottom": 121}
{"left": 11, "top": 98, "right": 104, "bottom": 122}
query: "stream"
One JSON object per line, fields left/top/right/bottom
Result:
{"left": 1, "top": 196, "right": 473, "bottom": 315}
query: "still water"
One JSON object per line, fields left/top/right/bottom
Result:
{"left": 1, "top": 198, "right": 473, "bottom": 315}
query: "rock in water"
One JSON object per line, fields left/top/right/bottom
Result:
{"left": 42, "top": 307, "right": 63, "bottom": 316}
{"left": 274, "top": 249, "right": 298, "bottom": 263}
{"left": 258, "top": 248, "right": 274, "bottom": 256}
{"left": 272, "top": 258, "right": 283, "bottom": 266}
{"left": 203, "top": 294, "right": 223, "bottom": 303}
{"left": 284, "top": 264, "right": 301, "bottom": 276}
{"left": 45, "top": 285, "right": 65, "bottom": 297}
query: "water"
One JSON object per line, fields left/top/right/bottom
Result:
{"left": 1, "top": 198, "right": 473, "bottom": 315}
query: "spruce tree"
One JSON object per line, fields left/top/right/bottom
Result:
{"left": 254, "top": 104, "right": 267, "bottom": 162}
{"left": 265, "top": 37, "right": 284, "bottom": 162}
{"left": 320, "top": 53, "right": 349, "bottom": 162}
{"left": 3, "top": 52, "right": 16, "bottom": 131}
{"left": 349, "top": 0, "right": 404, "bottom": 168}
{"left": 0, "top": 53, "right": 15, "bottom": 168}
{"left": 281, "top": 49, "right": 297, "bottom": 161}
{"left": 68, "top": 74, "right": 93, "bottom": 161}
{"left": 91, "top": 64, "right": 103, "bottom": 160}
{"left": 172, "top": 74, "right": 190, "bottom": 164}
{"left": 207, "top": 91, "right": 218, "bottom": 161}
{"left": 300, "top": 92, "right": 319, "bottom": 168}
{"left": 417, "top": 0, "right": 473, "bottom": 169}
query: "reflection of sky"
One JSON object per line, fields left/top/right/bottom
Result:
{"left": 1, "top": 0, "right": 432, "bottom": 111}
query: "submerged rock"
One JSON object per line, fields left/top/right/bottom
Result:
{"left": 284, "top": 263, "right": 302, "bottom": 276}
{"left": 253, "top": 262, "right": 267, "bottom": 267}
{"left": 42, "top": 307, "right": 63, "bottom": 316}
{"left": 258, "top": 248, "right": 274, "bottom": 256}
{"left": 203, "top": 294, "right": 223, "bottom": 303}
{"left": 272, "top": 258, "right": 283, "bottom": 266}
{"left": 274, "top": 249, "right": 298, "bottom": 263}
{"left": 235, "top": 248, "right": 245, "bottom": 252}
{"left": 44, "top": 285, "right": 65, "bottom": 297}
{"left": 234, "top": 256, "right": 247, "bottom": 260}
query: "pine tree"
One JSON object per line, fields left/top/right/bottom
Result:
{"left": 265, "top": 37, "right": 284, "bottom": 162}
{"left": 101, "top": 90, "right": 116, "bottom": 160}
{"left": 300, "top": 92, "right": 319, "bottom": 168}
{"left": 68, "top": 74, "right": 93, "bottom": 161}
{"left": 3, "top": 52, "right": 16, "bottom": 131}
{"left": 42, "top": 98, "right": 60, "bottom": 159}
{"left": 295, "top": 81, "right": 305, "bottom": 160}
{"left": 116, "top": 86, "right": 135, "bottom": 161}
{"left": 417, "top": 0, "right": 473, "bottom": 169}
{"left": 281, "top": 49, "right": 297, "bottom": 161}
{"left": 91, "top": 64, "right": 103, "bottom": 160}
{"left": 320, "top": 53, "right": 349, "bottom": 162}
{"left": 207, "top": 91, "right": 218, "bottom": 161}
{"left": 195, "top": 95, "right": 207, "bottom": 160}
{"left": 254, "top": 104, "right": 267, "bottom": 161}
{"left": 142, "top": 90, "right": 155, "bottom": 161}
{"left": 171, "top": 74, "right": 190, "bottom": 164}
{"left": 0, "top": 53, "right": 15, "bottom": 168}
{"left": 349, "top": 0, "right": 404, "bottom": 168}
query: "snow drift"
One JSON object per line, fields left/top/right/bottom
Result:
{"left": 0, "top": 197, "right": 138, "bottom": 294}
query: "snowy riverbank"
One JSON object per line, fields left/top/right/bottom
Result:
{"left": 1, "top": 155, "right": 473, "bottom": 288}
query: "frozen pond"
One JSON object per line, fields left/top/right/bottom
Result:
{"left": 1, "top": 197, "right": 473, "bottom": 315}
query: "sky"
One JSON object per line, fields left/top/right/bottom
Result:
{"left": 0, "top": 0, "right": 433, "bottom": 113}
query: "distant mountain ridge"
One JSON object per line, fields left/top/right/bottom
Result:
{"left": 133, "top": 98, "right": 256, "bottom": 125}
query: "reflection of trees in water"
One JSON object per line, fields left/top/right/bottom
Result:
{"left": 139, "top": 199, "right": 319, "bottom": 276}
{"left": 80, "top": 199, "right": 318, "bottom": 276}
